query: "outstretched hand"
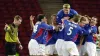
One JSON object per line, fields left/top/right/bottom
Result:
{"left": 30, "top": 15, "right": 35, "bottom": 21}
{"left": 19, "top": 44, "right": 23, "bottom": 50}
{"left": 5, "top": 23, "right": 8, "bottom": 28}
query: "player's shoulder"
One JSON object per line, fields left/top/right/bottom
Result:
{"left": 6, "top": 24, "right": 12, "bottom": 29}
{"left": 41, "top": 22, "right": 45, "bottom": 24}
{"left": 40, "top": 22, "right": 47, "bottom": 27}
{"left": 8, "top": 23, "right": 13, "bottom": 26}
{"left": 57, "top": 9, "right": 63, "bottom": 14}
{"left": 41, "top": 22, "right": 52, "bottom": 28}
{"left": 75, "top": 24, "right": 81, "bottom": 29}
{"left": 84, "top": 24, "right": 90, "bottom": 28}
{"left": 93, "top": 25, "right": 97, "bottom": 28}
{"left": 8, "top": 24, "right": 15, "bottom": 28}
{"left": 34, "top": 22, "right": 42, "bottom": 28}
{"left": 64, "top": 20, "right": 70, "bottom": 23}
{"left": 58, "top": 9, "right": 63, "bottom": 12}
{"left": 92, "top": 26, "right": 97, "bottom": 30}
{"left": 35, "top": 21, "right": 41, "bottom": 25}
{"left": 70, "top": 9, "right": 78, "bottom": 14}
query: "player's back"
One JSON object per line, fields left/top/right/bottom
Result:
{"left": 46, "top": 30, "right": 58, "bottom": 45}
{"left": 63, "top": 20, "right": 82, "bottom": 41}
{"left": 31, "top": 22, "right": 45, "bottom": 41}
{"left": 31, "top": 22, "right": 53, "bottom": 44}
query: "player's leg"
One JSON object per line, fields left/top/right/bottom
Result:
{"left": 71, "top": 45, "right": 79, "bottom": 56}
{"left": 81, "top": 45, "right": 87, "bottom": 56}
{"left": 53, "top": 45, "right": 58, "bottom": 56}
{"left": 77, "top": 45, "right": 86, "bottom": 56}
{"left": 49, "top": 44, "right": 58, "bottom": 56}
{"left": 45, "top": 45, "right": 53, "bottom": 56}
{"left": 28, "top": 39, "right": 39, "bottom": 56}
{"left": 77, "top": 45, "right": 81, "bottom": 56}
{"left": 89, "top": 43, "right": 96, "bottom": 56}
{"left": 46, "top": 45, "right": 57, "bottom": 56}
{"left": 64, "top": 41, "right": 79, "bottom": 56}
{"left": 62, "top": 41, "right": 69, "bottom": 56}
{"left": 39, "top": 44, "right": 46, "bottom": 56}
{"left": 28, "top": 39, "right": 35, "bottom": 56}
{"left": 55, "top": 39, "right": 64, "bottom": 56}
{"left": 84, "top": 42, "right": 88, "bottom": 56}
{"left": 5, "top": 42, "right": 16, "bottom": 56}
{"left": 84, "top": 42, "right": 96, "bottom": 56}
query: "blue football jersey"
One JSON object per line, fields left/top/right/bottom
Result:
{"left": 46, "top": 30, "right": 58, "bottom": 45}
{"left": 84, "top": 24, "right": 97, "bottom": 43}
{"left": 31, "top": 22, "right": 54, "bottom": 44}
{"left": 56, "top": 9, "right": 78, "bottom": 24}
{"left": 63, "top": 20, "right": 83, "bottom": 41}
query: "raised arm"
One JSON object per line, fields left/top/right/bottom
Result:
{"left": 4, "top": 23, "right": 11, "bottom": 31}
{"left": 30, "top": 15, "right": 35, "bottom": 30}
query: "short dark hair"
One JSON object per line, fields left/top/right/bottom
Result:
{"left": 37, "top": 14, "right": 45, "bottom": 21}
{"left": 14, "top": 15, "right": 22, "bottom": 20}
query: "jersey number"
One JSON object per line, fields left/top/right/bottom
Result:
{"left": 67, "top": 27, "right": 73, "bottom": 35}
{"left": 33, "top": 25, "right": 38, "bottom": 33}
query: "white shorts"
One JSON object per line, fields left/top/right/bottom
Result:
{"left": 38, "top": 44, "right": 46, "bottom": 55}
{"left": 45, "top": 44, "right": 57, "bottom": 55}
{"left": 62, "top": 41, "right": 79, "bottom": 56}
{"left": 55, "top": 39, "right": 64, "bottom": 56}
{"left": 28, "top": 39, "right": 39, "bottom": 55}
{"left": 77, "top": 45, "right": 86, "bottom": 56}
{"left": 84, "top": 42, "right": 97, "bottom": 56}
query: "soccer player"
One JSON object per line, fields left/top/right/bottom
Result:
{"left": 4, "top": 15, "right": 23, "bottom": 56}
{"left": 28, "top": 14, "right": 55, "bottom": 56}
{"left": 56, "top": 3, "right": 78, "bottom": 24}
{"left": 84, "top": 16, "right": 100, "bottom": 56}
{"left": 45, "top": 14, "right": 58, "bottom": 56}
{"left": 55, "top": 21, "right": 64, "bottom": 56}
{"left": 55, "top": 4, "right": 78, "bottom": 56}
{"left": 75, "top": 16, "right": 89, "bottom": 56}
{"left": 62, "top": 15, "right": 87, "bottom": 56}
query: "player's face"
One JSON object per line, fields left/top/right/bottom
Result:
{"left": 90, "top": 17, "right": 97, "bottom": 25}
{"left": 63, "top": 8, "right": 70, "bottom": 14}
{"left": 85, "top": 17, "right": 89, "bottom": 24}
{"left": 52, "top": 16, "right": 56, "bottom": 22}
{"left": 80, "top": 21, "right": 86, "bottom": 27}
{"left": 15, "top": 19, "right": 22, "bottom": 26}
{"left": 43, "top": 17, "right": 47, "bottom": 23}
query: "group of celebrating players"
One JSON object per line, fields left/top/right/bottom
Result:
{"left": 28, "top": 4, "right": 100, "bottom": 56}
